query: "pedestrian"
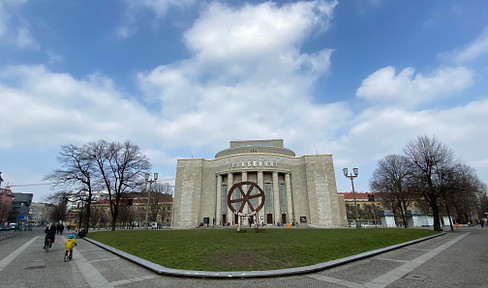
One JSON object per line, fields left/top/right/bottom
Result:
{"left": 77, "top": 229, "right": 86, "bottom": 238}
{"left": 60, "top": 223, "right": 65, "bottom": 234}
{"left": 481, "top": 219, "right": 485, "bottom": 228}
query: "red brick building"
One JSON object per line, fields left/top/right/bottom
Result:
{"left": 0, "top": 188, "right": 14, "bottom": 223}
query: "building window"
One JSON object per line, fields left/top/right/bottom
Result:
{"left": 232, "top": 186, "right": 240, "bottom": 211}
{"left": 279, "top": 183, "right": 286, "bottom": 212}
{"left": 250, "top": 186, "right": 259, "bottom": 211}
{"left": 221, "top": 184, "right": 227, "bottom": 212}
{"left": 265, "top": 183, "right": 272, "bottom": 211}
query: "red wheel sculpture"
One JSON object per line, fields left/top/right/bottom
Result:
{"left": 227, "top": 181, "right": 265, "bottom": 214}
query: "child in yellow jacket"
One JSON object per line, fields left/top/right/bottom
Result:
{"left": 65, "top": 234, "right": 78, "bottom": 260}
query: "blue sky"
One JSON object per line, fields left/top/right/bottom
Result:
{"left": 1, "top": 0, "right": 488, "bottom": 202}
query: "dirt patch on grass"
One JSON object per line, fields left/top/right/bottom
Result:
{"left": 202, "top": 249, "right": 298, "bottom": 271}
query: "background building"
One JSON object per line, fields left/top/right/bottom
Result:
{"left": 339, "top": 192, "right": 455, "bottom": 228}
{"left": 30, "top": 202, "right": 55, "bottom": 226}
{"left": 63, "top": 193, "right": 173, "bottom": 229}
{"left": 8, "top": 193, "right": 33, "bottom": 224}
{"left": 172, "top": 139, "right": 347, "bottom": 229}
{"left": 0, "top": 187, "right": 15, "bottom": 224}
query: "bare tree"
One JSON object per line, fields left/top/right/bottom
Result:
{"left": 160, "top": 182, "right": 174, "bottom": 195}
{"left": 45, "top": 144, "right": 99, "bottom": 232}
{"left": 89, "top": 140, "right": 151, "bottom": 230}
{"left": 447, "top": 164, "right": 484, "bottom": 225}
{"left": 478, "top": 182, "right": 488, "bottom": 221}
{"left": 117, "top": 193, "right": 136, "bottom": 227}
{"left": 146, "top": 183, "right": 173, "bottom": 223}
{"left": 148, "top": 192, "right": 162, "bottom": 223}
{"left": 370, "top": 154, "right": 416, "bottom": 228}
{"left": 45, "top": 191, "right": 70, "bottom": 224}
{"left": 371, "top": 135, "right": 486, "bottom": 230}
{"left": 46, "top": 140, "right": 151, "bottom": 231}
{"left": 404, "top": 135, "right": 456, "bottom": 231}
{"left": 89, "top": 203, "right": 101, "bottom": 228}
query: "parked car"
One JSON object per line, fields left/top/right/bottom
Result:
{"left": 0, "top": 226, "right": 13, "bottom": 231}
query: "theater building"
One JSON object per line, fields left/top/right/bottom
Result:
{"left": 172, "top": 139, "right": 347, "bottom": 229}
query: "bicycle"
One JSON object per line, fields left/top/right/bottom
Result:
{"left": 64, "top": 249, "right": 73, "bottom": 262}
{"left": 64, "top": 233, "right": 77, "bottom": 262}
{"left": 44, "top": 238, "right": 52, "bottom": 253}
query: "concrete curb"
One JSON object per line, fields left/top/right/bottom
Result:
{"left": 85, "top": 232, "right": 446, "bottom": 279}
{"left": 0, "top": 231, "right": 21, "bottom": 241}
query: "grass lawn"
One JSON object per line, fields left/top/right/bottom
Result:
{"left": 88, "top": 228, "right": 439, "bottom": 271}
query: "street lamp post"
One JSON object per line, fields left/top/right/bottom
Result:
{"left": 144, "top": 172, "right": 158, "bottom": 230}
{"left": 343, "top": 167, "right": 360, "bottom": 228}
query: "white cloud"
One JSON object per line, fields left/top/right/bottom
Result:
{"left": 137, "top": 0, "right": 341, "bottom": 152}
{"left": 439, "top": 26, "right": 488, "bottom": 64}
{"left": 116, "top": 0, "right": 197, "bottom": 38}
{"left": 115, "top": 24, "right": 136, "bottom": 39}
{"left": 134, "top": 0, "right": 196, "bottom": 18}
{"left": 356, "top": 66, "right": 474, "bottom": 107}
{"left": 0, "top": 65, "right": 159, "bottom": 149}
{"left": 0, "top": 3, "right": 9, "bottom": 38}
{"left": 184, "top": 1, "right": 336, "bottom": 62}
{"left": 15, "top": 24, "right": 38, "bottom": 49}
{"left": 0, "top": 0, "right": 39, "bottom": 50}
{"left": 330, "top": 97, "right": 488, "bottom": 192}
{"left": 46, "top": 50, "right": 64, "bottom": 64}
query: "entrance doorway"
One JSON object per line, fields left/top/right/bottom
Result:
{"left": 222, "top": 214, "right": 226, "bottom": 225}
{"left": 281, "top": 213, "right": 287, "bottom": 224}
{"left": 267, "top": 213, "right": 273, "bottom": 224}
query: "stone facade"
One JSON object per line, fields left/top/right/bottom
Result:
{"left": 172, "top": 139, "right": 347, "bottom": 229}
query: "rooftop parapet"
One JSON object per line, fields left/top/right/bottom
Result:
{"left": 215, "top": 139, "right": 296, "bottom": 158}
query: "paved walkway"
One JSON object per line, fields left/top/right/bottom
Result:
{"left": 0, "top": 226, "right": 486, "bottom": 288}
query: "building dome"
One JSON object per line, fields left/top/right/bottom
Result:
{"left": 215, "top": 139, "right": 295, "bottom": 158}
